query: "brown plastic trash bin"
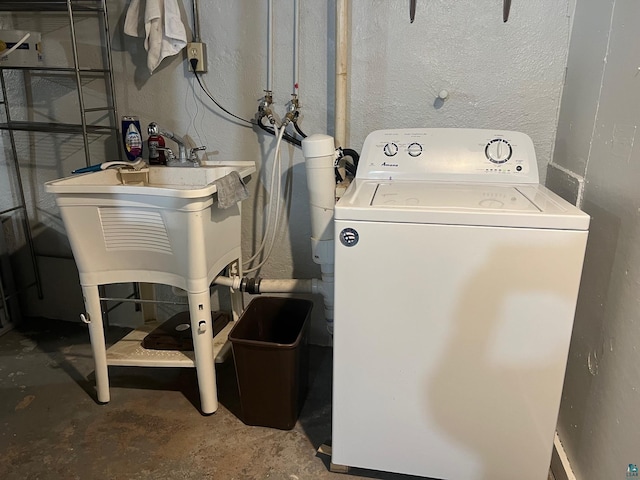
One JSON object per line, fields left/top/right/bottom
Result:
{"left": 228, "top": 297, "right": 313, "bottom": 430}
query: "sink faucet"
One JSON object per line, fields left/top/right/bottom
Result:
{"left": 147, "top": 123, "right": 206, "bottom": 167}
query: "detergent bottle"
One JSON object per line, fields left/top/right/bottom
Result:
{"left": 122, "top": 116, "right": 143, "bottom": 161}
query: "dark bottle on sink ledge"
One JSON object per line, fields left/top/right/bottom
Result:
{"left": 148, "top": 131, "right": 167, "bottom": 165}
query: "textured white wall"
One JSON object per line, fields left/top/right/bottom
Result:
{"left": 553, "top": 0, "right": 640, "bottom": 478}
{"left": 1, "top": 0, "right": 573, "bottom": 344}
{"left": 348, "top": 0, "right": 573, "bottom": 181}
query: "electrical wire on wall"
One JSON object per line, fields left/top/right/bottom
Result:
{"left": 189, "top": 59, "right": 254, "bottom": 127}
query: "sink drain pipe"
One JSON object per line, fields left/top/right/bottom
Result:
{"left": 214, "top": 277, "right": 320, "bottom": 295}
{"left": 300, "top": 134, "right": 337, "bottom": 334}
{"left": 213, "top": 134, "right": 337, "bottom": 334}
{"left": 212, "top": 275, "right": 333, "bottom": 334}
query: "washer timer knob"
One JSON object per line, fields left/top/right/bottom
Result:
{"left": 485, "top": 138, "right": 512, "bottom": 164}
{"left": 383, "top": 143, "right": 399, "bottom": 157}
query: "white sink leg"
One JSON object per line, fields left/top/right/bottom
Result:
{"left": 82, "top": 284, "right": 110, "bottom": 403}
{"left": 188, "top": 289, "right": 218, "bottom": 414}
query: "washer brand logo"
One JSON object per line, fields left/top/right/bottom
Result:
{"left": 339, "top": 228, "right": 359, "bottom": 247}
{"left": 627, "top": 464, "right": 639, "bottom": 478}
{"left": 381, "top": 162, "right": 399, "bottom": 167}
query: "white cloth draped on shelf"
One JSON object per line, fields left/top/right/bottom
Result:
{"left": 124, "top": 0, "right": 188, "bottom": 74}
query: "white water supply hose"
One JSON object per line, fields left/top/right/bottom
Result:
{"left": 244, "top": 124, "right": 287, "bottom": 273}
{"left": 243, "top": 125, "right": 281, "bottom": 264}
{"left": 0, "top": 32, "right": 31, "bottom": 59}
{"left": 249, "top": 128, "right": 285, "bottom": 271}
{"left": 244, "top": 124, "right": 285, "bottom": 266}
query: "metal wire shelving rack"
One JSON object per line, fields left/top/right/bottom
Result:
{"left": 0, "top": 0, "right": 120, "bottom": 334}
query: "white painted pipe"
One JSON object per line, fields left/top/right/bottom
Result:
{"left": 293, "top": 0, "right": 300, "bottom": 95}
{"left": 335, "top": 0, "right": 349, "bottom": 148}
{"left": 260, "top": 278, "right": 314, "bottom": 293}
{"left": 213, "top": 276, "right": 313, "bottom": 294}
{"left": 259, "top": 276, "right": 334, "bottom": 328}
{"left": 267, "top": 0, "right": 274, "bottom": 92}
{"left": 213, "top": 274, "right": 334, "bottom": 332}
{"left": 316, "top": 267, "right": 334, "bottom": 334}
{"left": 212, "top": 275, "right": 241, "bottom": 289}
{"left": 301, "top": 134, "right": 336, "bottom": 246}
{"left": 302, "top": 134, "right": 337, "bottom": 334}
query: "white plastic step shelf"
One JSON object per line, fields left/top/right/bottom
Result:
{"left": 106, "top": 320, "right": 235, "bottom": 368}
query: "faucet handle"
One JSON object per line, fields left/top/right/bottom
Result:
{"left": 189, "top": 145, "right": 206, "bottom": 160}
{"left": 156, "top": 147, "right": 176, "bottom": 161}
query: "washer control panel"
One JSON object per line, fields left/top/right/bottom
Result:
{"left": 358, "top": 128, "right": 538, "bottom": 184}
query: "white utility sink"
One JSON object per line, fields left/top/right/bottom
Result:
{"left": 45, "top": 160, "right": 256, "bottom": 415}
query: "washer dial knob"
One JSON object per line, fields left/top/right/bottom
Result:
{"left": 407, "top": 142, "right": 423, "bottom": 157}
{"left": 485, "top": 138, "right": 512, "bottom": 164}
{"left": 383, "top": 143, "right": 399, "bottom": 157}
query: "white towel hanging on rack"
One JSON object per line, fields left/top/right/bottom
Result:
{"left": 124, "top": 0, "right": 187, "bottom": 74}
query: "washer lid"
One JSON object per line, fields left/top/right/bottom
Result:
{"left": 371, "top": 183, "right": 539, "bottom": 212}
{"left": 335, "top": 180, "right": 590, "bottom": 230}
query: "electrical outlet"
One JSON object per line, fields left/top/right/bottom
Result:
{"left": 187, "top": 42, "right": 207, "bottom": 73}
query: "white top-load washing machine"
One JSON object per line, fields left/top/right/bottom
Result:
{"left": 332, "top": 128, "right": 589, "bottom": 480}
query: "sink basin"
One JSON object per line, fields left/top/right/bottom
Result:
{"left": 45, "top": 161, "right": 256, "bottom": 199}
{"left": 44, "top": 160, "right": 256, "bottom": 290}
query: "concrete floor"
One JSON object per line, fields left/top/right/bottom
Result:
{"left": 0, "top": 318, "right": 555, "bottom": 480}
